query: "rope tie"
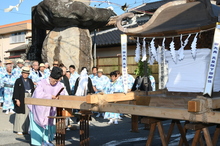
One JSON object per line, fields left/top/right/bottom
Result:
{"left": 189, "top": 96, "right": 212, "bottom": 123}
{"left": 94, "top": 92, "right": 108, "bottom": 112}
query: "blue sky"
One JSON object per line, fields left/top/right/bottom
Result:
{"left": 0, "top": 0, "right": 158, "bottom": 25}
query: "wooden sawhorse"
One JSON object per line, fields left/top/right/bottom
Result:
{"left": 185, "top": 123, "right": 214, "bottom": 146}
{"left": 141, "top": 118, "right": 188, "bottom": 146}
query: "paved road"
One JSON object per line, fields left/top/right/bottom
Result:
{"left": 0, "top": 108, "right": 219, "bottom": 146}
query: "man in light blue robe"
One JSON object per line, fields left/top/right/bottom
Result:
{"left": 44, "top": 62, "right": 50, "bottom": 77}
{"left": 89, "top": 66, "right": 98, "bottom": 84}
{"left": 12, "top": 59, "right": 24, "bottom": 79}
{"left": 104, "top": 71, "right": 125, "bottom": 124}
{"left": 93, "top": 69, "right": 110, "bottom": 117}
{"left": 149, "top": 75, "right": 156, "bottom": 91}
{"left": 69, "top": 65, "right": 79, "bottom": 95}
{"left": 1, "top": 61, "right": 17, "bottom": 114}
{"left": 0, "top": 61, "right": 4, "bottom": 108}
{"left": 29, "top": 61, "right": 42, "bottom": 85}
{"left": 93, "top": 69, "right": 110, "bottom": 94}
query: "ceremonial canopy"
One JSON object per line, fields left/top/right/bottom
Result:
{"left": 117, "top": 0, "right": 220, "bottom": 37}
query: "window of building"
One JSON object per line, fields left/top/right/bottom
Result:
{"left": 10, "top": 32, "right": 25, "bottom": 44}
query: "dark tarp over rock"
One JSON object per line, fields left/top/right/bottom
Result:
{"left": 33, "top": 0, "right": 116, "bottom": 31}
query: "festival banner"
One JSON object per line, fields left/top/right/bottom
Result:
{"left": 203, "top": 22, "right": 220, "bottom": 97}
{"left": 121, "top": 34, "right": 128, "bottom": 93}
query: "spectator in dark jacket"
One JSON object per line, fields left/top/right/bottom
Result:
{"left": 60, "top": 66, "right": 71, "bottom": 95}
{"left": 12, "top": 66, "right": 35, "bottom": 135}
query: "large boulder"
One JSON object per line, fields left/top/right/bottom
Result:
{"left": 42, "top": 26, "right": 93, "bottom": 72}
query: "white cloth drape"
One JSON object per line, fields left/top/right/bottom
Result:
{"left": 75, "top": 69, "right": 88, "bottom": 96}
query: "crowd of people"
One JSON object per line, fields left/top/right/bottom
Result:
{"left": 0, "top": 58, "right": 155, "bottom": 146}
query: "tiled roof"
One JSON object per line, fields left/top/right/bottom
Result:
{"left": 0, "top": 20, "right": 31, "bottom": 29}
{"left": 92, "top": 21, "right": 148, "bottom": 47}
{"left": 92, "top": 27, "right": 137, "bottom": 47}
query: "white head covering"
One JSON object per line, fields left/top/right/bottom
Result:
{"left": 75, "top": 68, "right": 88, "bottom": 96}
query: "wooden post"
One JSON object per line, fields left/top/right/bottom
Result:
{"left": 118, "top": 54, "right": 121, "bottom": 71}
{"left": 166, "top": 120, "right": 175, "bottom": 143}
{"left": 192, "top": 130, "right": 201, "bottom": 146}
{"left": 48, "top": 116, "right": 67, "bottom": 146}
{"left": 157, "top": 121, "right": 167, "bottom": 146}
{"left": 212, "top": 124, "right": 220, "bottom": 146}
{"left": 79, "top": 111, "right": 91, "bottom": 146}
{"left": 131, "top": 115, "right": 139, "bottom": 132}
{"left": 97, "top": 56, "right": 99, "bottom": 68}
{"left": 167, "top": 120, "right": 188, "bottom": 145}
{"left": 146, "top": 123, "right": 157, "bottom": 146}
{"left": 178, "top": 121, "right": 190, "bottom": 146}
{"left": 203, "top": 127, "right": 213, "bottom": 146}
{"left": 175, "top": 120, "right": 188, "bottom": 146}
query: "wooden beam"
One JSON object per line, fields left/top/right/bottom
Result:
{"left": 188, "top": 97, "right": 220, "bottom": 112}
{"left": 148, "top": 90, "right": 167, "bottom": 95}
{"left": 135, "top": 95, "right": 151, "bottom": 106}
{"left": 211, "top": 97, "right": 220, "bottom": 109}
{"left": 58, "top": 95, "right": 86, "bottom": 101}
{"left": 188, "top": 100, "right": 201, "bottom": 112}
{"left": 25, "top": 98, "right": 220, "bottom": 124}
{"left": 185, "top": 123, "right": 214, "bottom": 131}
{"left": 86, "top": 91, "right": 146, "bottom": 104}
{"left": 141, "top": 117, "right": 167, "bottom": 124}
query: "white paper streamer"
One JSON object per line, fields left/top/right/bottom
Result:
{"left": 150, "top": 37, "right": 158, "bottom": 61}
{"left": 162, "top": 37, "right": 165, "bottom": 48}
{"left": 178, "top": 34, "right": 184, "bottom": 61}
{"left": 178, "top": 34, "right": 191, "bottom": 61}
{"left": 191, "top": 33, "right": 199, "bottom": 59}
{"left": 170, "top": 38, "right": 177, "bottom": 64}
{"left": 4, "top": 0, "right": 24, "bottom": 12}
{"left": 162, "top": 37, "right": 166, "bottom": 62}
{"left": 141, "top": 37, "right": 147, "bottom": 62}
{"left": 157, "top": 46, "right": 162, "bottom": 64}
{"left": 134, "top": 37, "right": 141, "bottom": 63}
{"left": 148, "top": 44, "right": 154, "bottom": 65}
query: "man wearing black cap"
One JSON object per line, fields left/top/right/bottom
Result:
{"left": 28, "top": 67, "right": 68, "bottom": 146}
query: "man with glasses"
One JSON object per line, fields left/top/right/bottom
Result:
{"left": 29, "top": 61, "right": 42, "bottom": 85}
{"left": 53, "top": 60, "right": 59, "bottom": 67}
{"left": 12, "top": 59, "right": 24, "bottom": 79}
